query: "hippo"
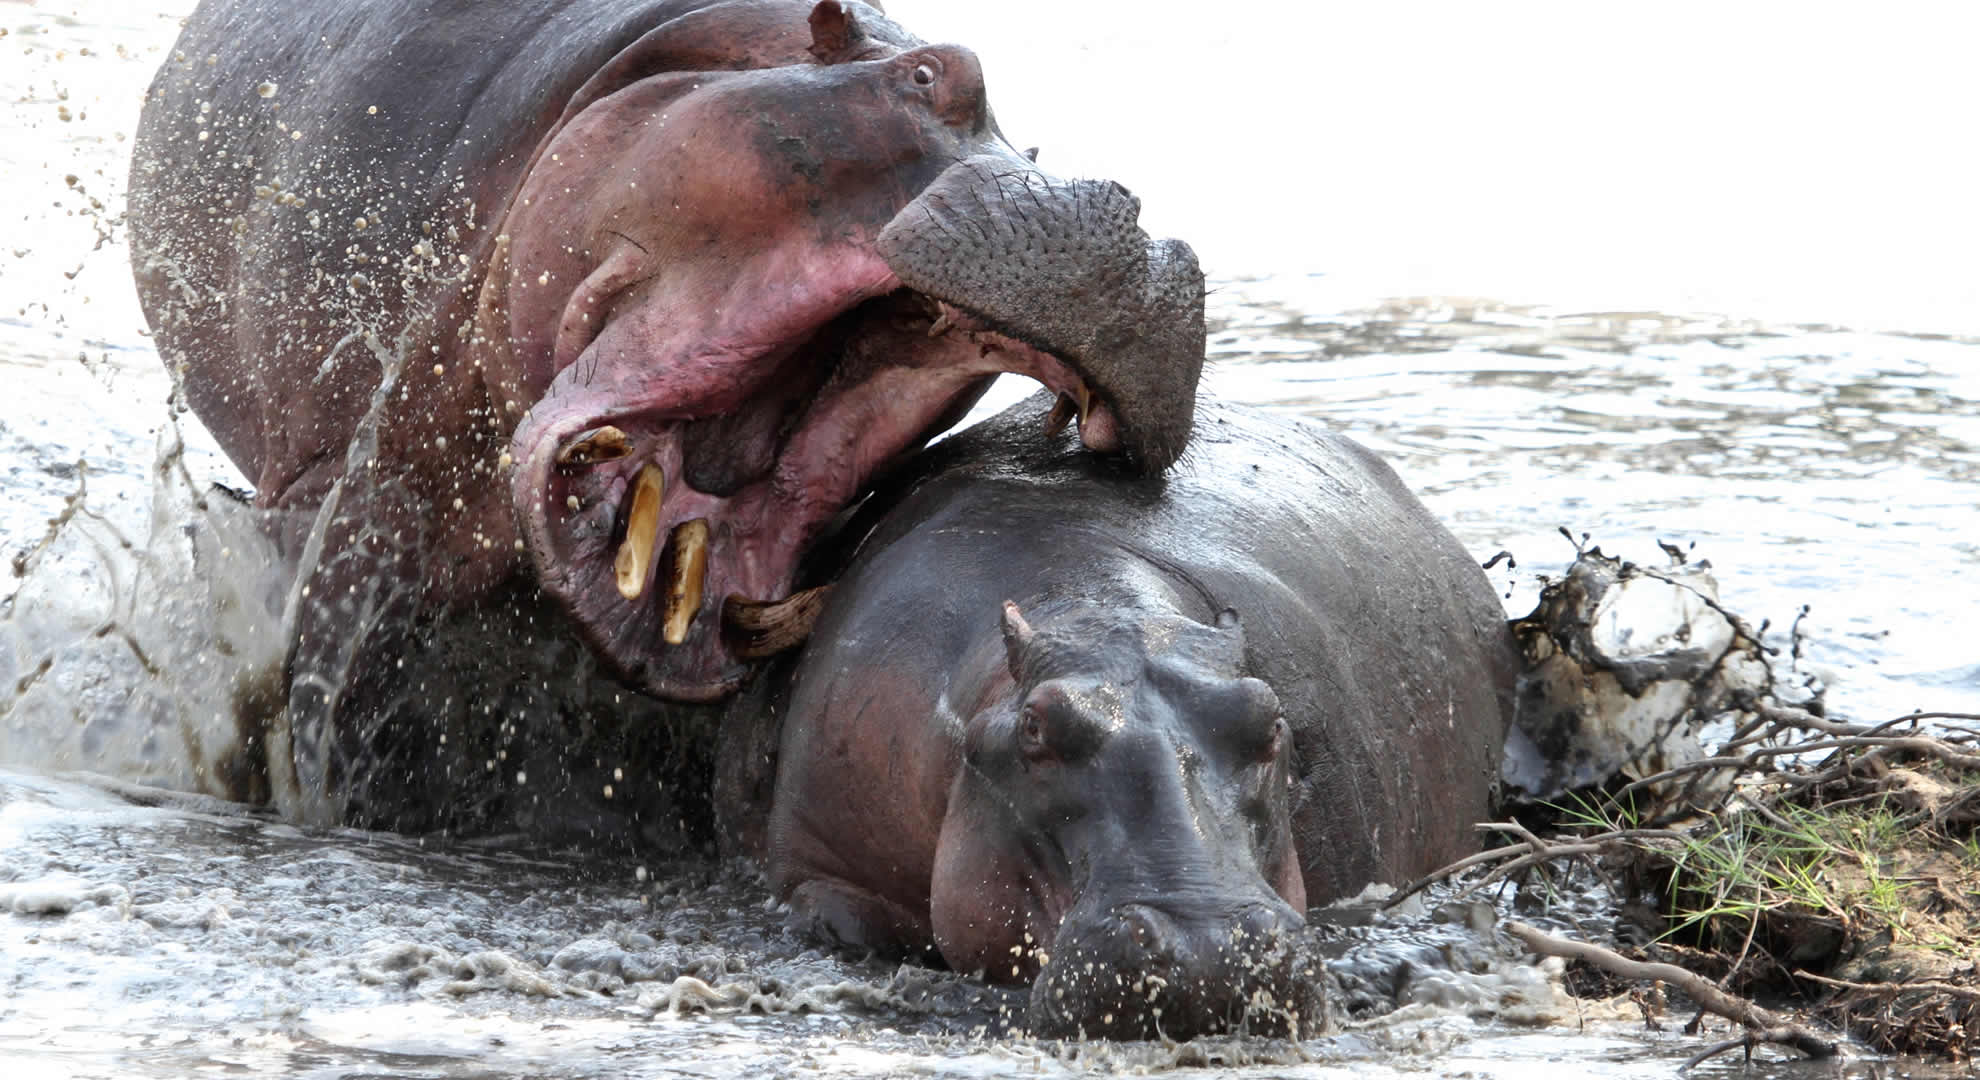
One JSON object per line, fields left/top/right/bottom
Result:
{"left": 727, "top": 395, "right": 1519, "bottom": 1039}
{"left": 128, "top": 0, "right": 1204, "bottom": 825}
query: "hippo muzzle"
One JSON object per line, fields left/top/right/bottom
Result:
{"left": 1028, "top": 895, "right": 1327, "bottom": 1040}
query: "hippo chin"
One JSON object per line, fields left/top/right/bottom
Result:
{"left": 129, "top": 0, "right": 1204, "bottom": 821}
{"left": 741, "top": 395, "right": 1517, "bottom": 1040}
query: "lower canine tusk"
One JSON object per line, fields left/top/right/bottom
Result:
{"left": 723, "top": 585, "right": 833, "bottom": 659}
{"left": 662, "top": 518, "right": 710, "bottom": 645}
{"left": 1045, "top": 392, "right": 1077, "bottom": 437}
{"left": 613, "top": 464, "right": 664, "bottom": 600}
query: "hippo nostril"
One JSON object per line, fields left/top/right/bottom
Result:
{"left": 1117, "top": 903, "right": 1177, "bottom": 961}
{"left": 1236, "top": 901, "right": 1304, "bottom": 946}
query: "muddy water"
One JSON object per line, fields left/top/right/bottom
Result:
{"left": 0, "top": 767, "right": 1820, "bottom": 1079}
{"left": 4, "top": 0, "right": 1979, "bottom": 1077}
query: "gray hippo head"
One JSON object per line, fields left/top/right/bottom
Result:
{"left": 931, "top": 601, "right": 1327, "bottom": 1040}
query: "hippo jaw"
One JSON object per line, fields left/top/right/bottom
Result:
{"left": 930, "top": 603, "right": 1328, "bottom": 1040}
{"left": 495, "top": 23, "right": 1206, "bottom": 702}
{"left": 508, "top": 281, "right": 1124, "bottom": 700}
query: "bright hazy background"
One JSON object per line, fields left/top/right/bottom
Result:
{"left": 4, "top": 1, "right": 1978, "bottom": 341}
{"left": 902, "top": 1, "right": 1980, "bottom": 333}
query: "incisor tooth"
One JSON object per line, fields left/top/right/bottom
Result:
{"left": 613, "top": 464, "right": 664, "bottom": 600}
{"left": 1043, "top": 385, "right": 1094, "bottom": 438}
{"left": 1044, "top": 393, "right": 1077, "bottom": 437}
{"left": 662, "top": 518, "right": 710, "bottom": 645}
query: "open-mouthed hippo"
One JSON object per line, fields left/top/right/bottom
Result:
{"left": 129, "top": 0, "right": 1204, "bottom": 824}
{"left": 734, "top": 395, "right": 1518, "bottom": 1039}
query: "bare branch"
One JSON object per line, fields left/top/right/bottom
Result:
{"left": 1503, "top": 922, "right": 1838, "bottom": 1061}
{"left": 1681, "top": 1028, "right": 1836, "bottom": 1070}
{"left": 1383, "top": 826, "right": 1688, "bottom": 910}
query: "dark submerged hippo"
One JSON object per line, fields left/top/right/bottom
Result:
{"left": 736, "top": 396, "right": 1518, "bottom": 1039}
{"left": 128, "top": 0, "right": 1204, "bottom": 825}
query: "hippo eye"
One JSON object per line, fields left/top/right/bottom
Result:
{"left": 1261, "top": 717, "right": 1286, "bottom": 763}
{"left": 1242, "top": 715, "right": 1287, "bottom": 768}
{"left": 1017, "top": 703, "right": 1054, "bottom": 762}
{"left": 912, "top": 63, "right": 937, "bottom": 87}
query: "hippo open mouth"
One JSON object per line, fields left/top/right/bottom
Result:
{"left": 514, "top": 295, "right": 1123, "bottom": 699}
{"left": 509, "top": 156, "right": 1205, "bottom": 701}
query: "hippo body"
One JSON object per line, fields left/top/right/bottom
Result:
{"left": 129, "top": 0, "right": 1204, "bottom": 826}
{"left": 749, "top": 396, "right": 1518, "bottom": 1038}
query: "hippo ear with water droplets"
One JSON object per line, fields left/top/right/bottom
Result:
{"left": 1000, "top": 600, "right": 1035, "bottom": 680}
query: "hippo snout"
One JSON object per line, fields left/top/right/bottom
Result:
{"left": 1026, "top": 898, "right": 1329, "bottom": 1040}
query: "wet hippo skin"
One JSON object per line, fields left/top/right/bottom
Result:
{"left": 725, "top": 394, "right": 1519, "bottom": 1039}
{"left": 127, "top": 0, "right": 1206, "bottom": 825}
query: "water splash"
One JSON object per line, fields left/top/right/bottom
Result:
{"left": 1, "top": 420, "right": 293, "bottom": 798}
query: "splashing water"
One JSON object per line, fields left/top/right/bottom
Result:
{"left": 2, "top": 422, "right": 292, "bottom": 798}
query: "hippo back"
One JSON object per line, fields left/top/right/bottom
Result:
{"left": 819, "top": 395, "right": 1517, "bottom": 903}
{"left": 129, "top": 0, "right": 817, "bottom": 501}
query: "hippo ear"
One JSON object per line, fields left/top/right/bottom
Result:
{"left": 1000, "top": 600, "right": 1035, "bottom": 680}
{"left": 808, "top": 1, "right": 853, "bottom": 61}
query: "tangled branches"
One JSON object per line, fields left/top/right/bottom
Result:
{"left": 1391, "top": 703, "right": 1980, "bottom": 1062}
